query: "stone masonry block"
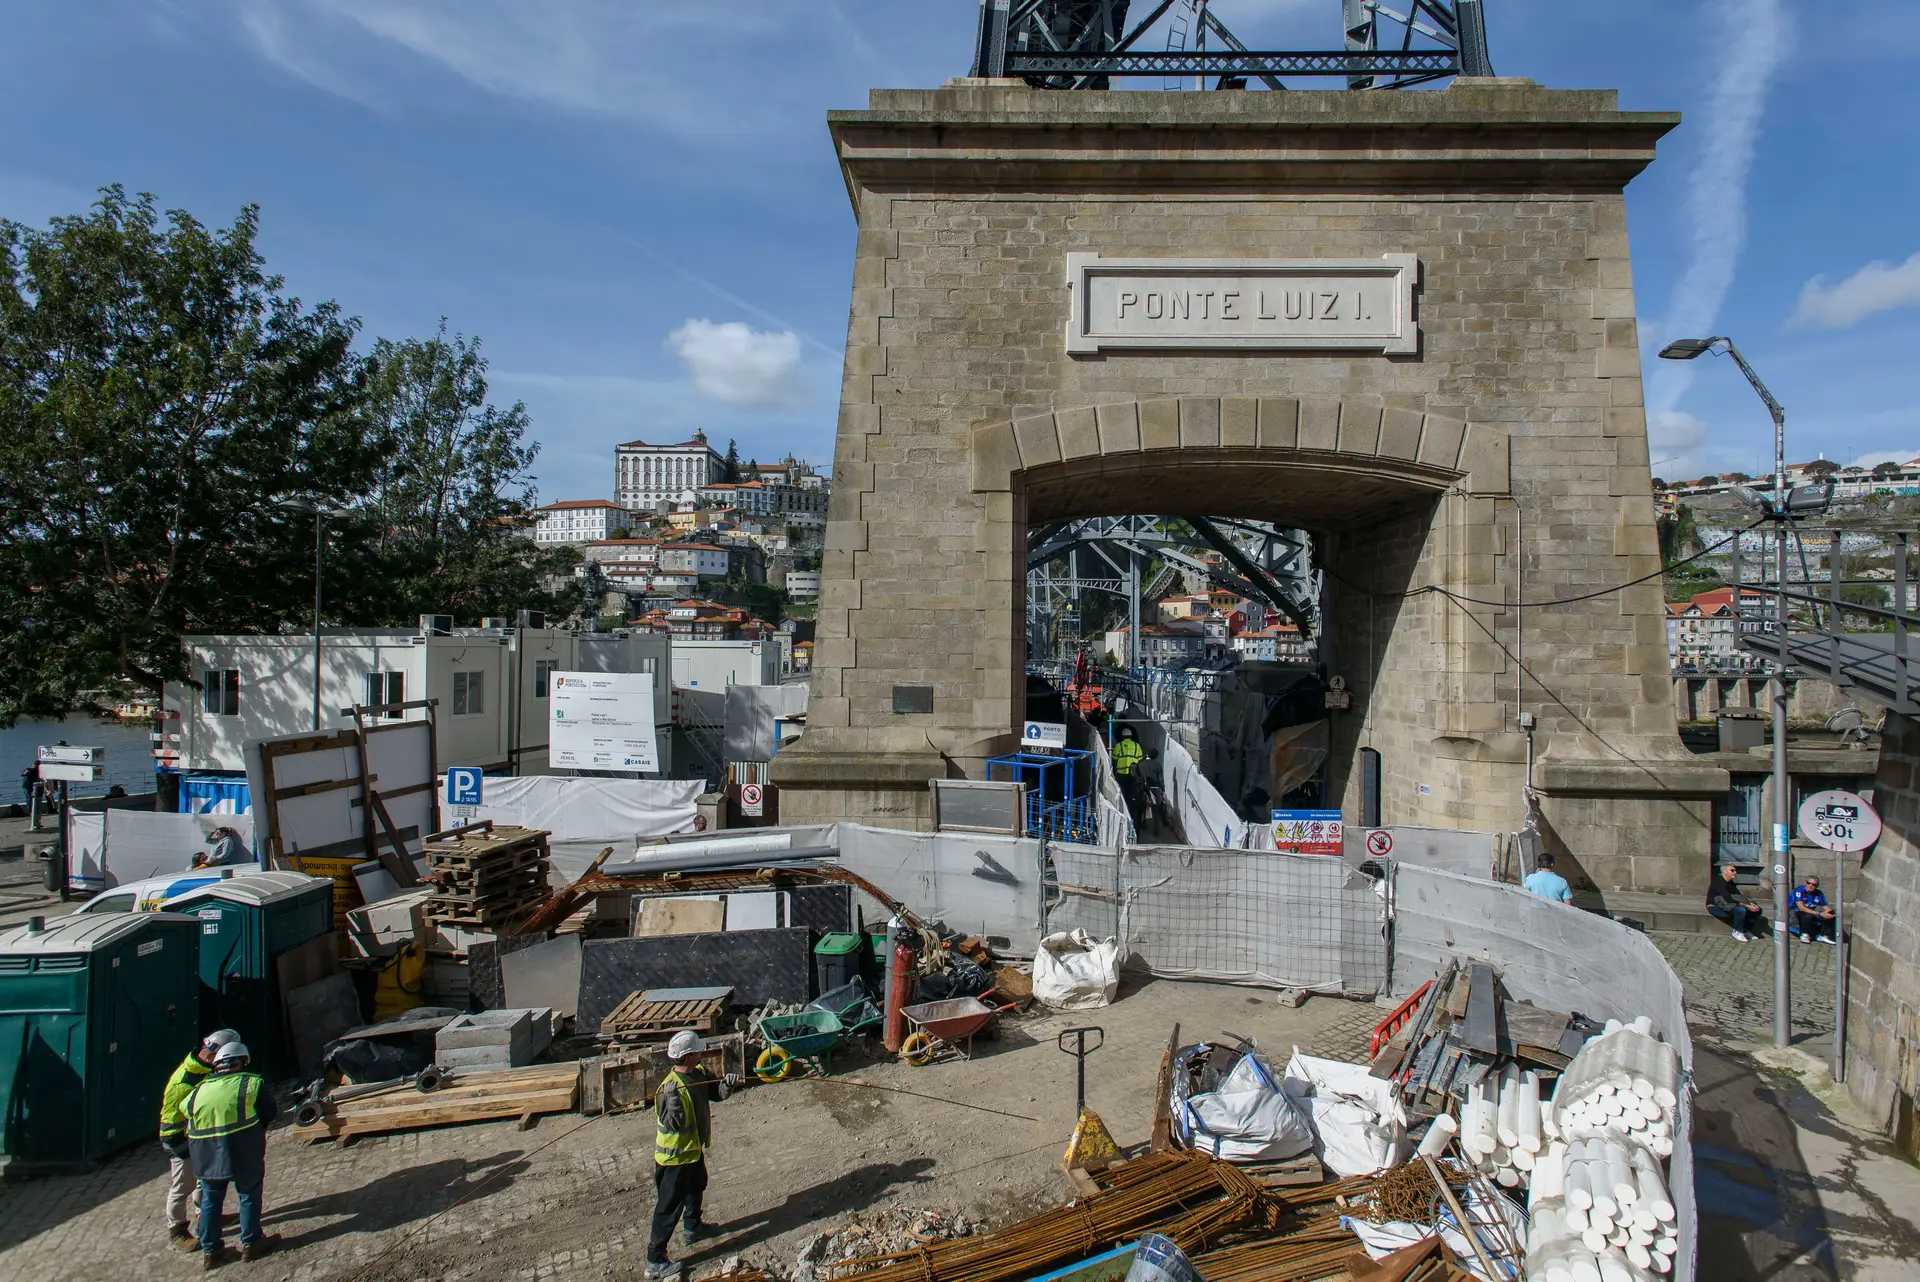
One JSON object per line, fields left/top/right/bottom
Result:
{"left": 1418, "top": 415, "right": 1468, "bottom": 470}
{"left": 1221, "top": 396, "right": 1257, "bottom": 448}
{"left": 835, "top": 461, "right": 873, "bottom": 493}
{"left": 856, "top": 228, "right": 899, "bottom": 258}
{"left": 1179, "top": 397, "right": 1221, "bottom": 448}
{"left": 825, "top": 520, "right": 869, "bottom": 553}
{"left": 851, "top": 287, "right": 894, "bottom": 318}
{"left": 1257, "top": 398, "right": 1299, "bottom": 449}
{"left": 1338, "top": 402, "right": 1382, "bottom": 455}
{"left": 1457, "top": 423, "right": 1508, "bottom": 494}
{"left": 1298, "top": 399, "right": 1340, "bottom": 451}
{"left": 1055, "top": 406, "right": 1100, "bottom": 459}
{"left": 1596, "top": 346, "right": 1639, "bottom": 379}
{"left": 1379, "top": 407, "right": 1424, "bottom": 461}
{"left": 1610, "top": 378, "right": 1645, "bottom": 407}
{"left": 1608, "top": 466, "right": 1648, "bottom": 496}
{"left": 845, "top": 346, "right": 887, "bottom": 378}
{"left": 1013, "top": 412, "right": 1062, "bottom": 467}
{"left": 1602, "top": 408, "right": 1641, "bottom": 438}
{"left": 1140, "top": 398, "right": 1180, "bottom": 450}
{"left": 840, "top": 403, "right": 880, "bottom": 436}
{"left": 970, "top": 421, "right": 1019, "bottom": 492}
{"left": 1591, "top": 289, "right": 1636, "bottom": 319}
{"left": 1097, "top": 401, "right": 1141, "bottom": 454}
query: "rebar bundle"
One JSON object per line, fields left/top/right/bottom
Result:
{"left": 827, "top": 1152, "right": 1270, "bottom": 1282}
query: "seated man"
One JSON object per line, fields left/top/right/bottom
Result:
{"left": 1790, "top": 874, "right": 1837, "bottom": 944}
{"left": 1707, "top": 863, "right": 1766, "bottom": 941}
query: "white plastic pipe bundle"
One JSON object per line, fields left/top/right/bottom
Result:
{"left": 1551, "top": 1023, "right": 1682, "bottom": 1157}
{"left": 1460, "top": 1067, "right": 1545, "bottom": 1188}
{"left": 1528, "top": 1136, "right": 1677, "bottom": 1280}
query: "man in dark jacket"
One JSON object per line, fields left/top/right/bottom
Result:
{"left": 1707, "top": 863, "right": 1766, "bottom": 941}
{"left": 647, "top": 1030, "right": 717, "bottom": 1277}
{"left": 183, "top": 1041, "right": 279, "bottom": 1268}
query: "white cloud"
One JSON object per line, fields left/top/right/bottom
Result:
{"left": 1648, "top": 0, "right": 1790, "bottom": 419}
{"left": 1851, "top": 448, "right": 1920, "bottom": 469}
{"left": 667, "top": 319, "right": 807, "bottom": 411}
{"left": 1791, "top": 252, "right": 1920, "bottom": 329}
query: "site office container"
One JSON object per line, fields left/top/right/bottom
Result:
{"left": 167, "top": 872, "right": 333, "bottom": 1078}
{"left": 0, "top": 913, "right": 201, "bottom": 1169}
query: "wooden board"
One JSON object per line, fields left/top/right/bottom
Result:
{"left": 1463, "top": 964, "right": 1498, "bottom": 1055}
{"left": 634, "top": 897, "right": 725, "bottom": 938}
{"left": 291, "top": 1062, "right": 579, "bottom": 1141}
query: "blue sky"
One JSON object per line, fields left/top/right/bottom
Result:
{"left": 3, "top": 1, "right": 1916, "bottom": 498}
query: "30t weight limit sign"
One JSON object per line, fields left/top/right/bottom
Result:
{"left": 1796, "top": 789, "right": 1880, "bottom": 853}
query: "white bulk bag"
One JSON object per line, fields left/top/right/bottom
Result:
{"left": 1185, "top": 1054, "right": 1316, "bottom": 1161}
{"left": 1281, "top": 1050, "right": 1409, "bottom": 1176}
{"left": 1032, "top": 928, "right": 1122, "bottom": 1009}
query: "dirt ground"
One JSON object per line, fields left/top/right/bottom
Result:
{"left": 0, "top": 977, "right": 1387, "bottom": 1282}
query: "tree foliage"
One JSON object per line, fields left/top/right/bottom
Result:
{"left": 0, "top": 189, "right": 573, "bottom": 724}
{"left": 720, "top": 438, "right": 740, "bottom": 484}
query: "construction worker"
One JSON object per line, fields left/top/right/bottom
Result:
{"left": 159, "top": 1029, "right": 241, "bottom": 1250}
{"left": 646, "top": 1030, "right": 717, "bottom": 1278}
{"left": 1112, "top": 725, "right": 1145, "bottom": 818}
{"left": 182, "top": 1041, "right": 279, "bottom": 1268}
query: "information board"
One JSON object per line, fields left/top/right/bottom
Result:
{"left": 1272, "top": 809, "right": 1344, "bottom": 856}
{"left": 551, "top": 672, "right": 659, "bottom": 773}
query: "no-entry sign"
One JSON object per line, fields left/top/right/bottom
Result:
{"left": 1365, "top": 830, "right": 1394, "bottom": 857}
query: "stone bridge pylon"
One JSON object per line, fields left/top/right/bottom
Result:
{"left": 770, "top": 77, "right": 1730, "bottom": 894}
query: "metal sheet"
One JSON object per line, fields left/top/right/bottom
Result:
{"left": 576, "top": 928, "right": 813, "bottom": 1033}
{"left": 500, "top": 933, "right": 583, "bottom": 1019}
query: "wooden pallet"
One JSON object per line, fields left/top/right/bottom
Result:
{"left": 290, "top": 1062, "right": 580, "bottom": 1142}
{"left": 600, "top": 990, "right": 731, "bottom": 1041}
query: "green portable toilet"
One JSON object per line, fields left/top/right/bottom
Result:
{"left": 168, "top": 872, "right": 333, "bottom": 1078}
{"left": 0, "top": 912, "right": 201, "bottom": 1170}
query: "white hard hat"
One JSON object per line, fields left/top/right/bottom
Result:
{"left": 667, "top": 1030, "right": 704, "bottom": 1060}
{"left": 203, "top": 1029, "right": 241, "bottom": 1051}
{"left": 213, "top": 1042, "right": 251, "bottom": 1068}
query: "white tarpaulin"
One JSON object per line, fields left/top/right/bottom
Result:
{"left": 1184, "top": 1054, "right": 1315, "bottom": 1162}
{"left": 67, "top": 809, "right": 257, "bottom": 889}
{"left": 551, "top": 671, "right": 659, "bottom": 772}
{"left": 451, "top": 776, "right": 699, "bottom": 845}
{"left": 1281, "top": 1050, "right": 1408, "bottom": 1176}
{"left": 1162, "top": 735, "right": 1245, "bottom": 849}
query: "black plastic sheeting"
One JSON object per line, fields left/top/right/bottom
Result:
{"left": 575, "top": 928, "right": 814, "bottom": 1034}
{"left": 785, "top": 884, "right": 852, "bottom": 935}
{"left": 319, "top": 1008, "right": 465, "bottom": 1082}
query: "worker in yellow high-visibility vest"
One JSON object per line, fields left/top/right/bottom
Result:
{"left": 182, "top": 1042, "right": 279, "bottom": 1267}
{"left": 159, "top": 1029, "right": 241, "bottom": 1250}
{"left": 1112, "top": 725, "right": 1146, "bottom": 820}
{"left": 646, "top": 1030, "right": 718, "bottom": 1277}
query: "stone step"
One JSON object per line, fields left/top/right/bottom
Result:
{"left": 1572, "top": 890, "right": 1727, "bottom": 935}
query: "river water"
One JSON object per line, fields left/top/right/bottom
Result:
{"left": 1, "top": 715, "right": 162, "bottom": 801}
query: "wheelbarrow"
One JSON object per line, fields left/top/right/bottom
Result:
{"left": 754, "top": 1009, "right": 851, "bottom": 1081}
{"left": 898, "top": 995, "right": 1017, "bottom": 1066}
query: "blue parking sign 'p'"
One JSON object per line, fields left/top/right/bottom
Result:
{"left": 445, "top": 767, "right": 484, "bottom": 807}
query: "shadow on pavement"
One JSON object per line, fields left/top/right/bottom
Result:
{"left": 689, "top": 1157, "right": 937, "bottom": 1262}
{"left": 265, "top": 1150, "right": 528, "bottom": 1252}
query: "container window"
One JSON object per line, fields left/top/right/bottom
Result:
{"left": 363, "top": 671, "right": 404, "bottom": 718}
{"left": 534, "top": 660, "right": 556, "bottom": 699}
{"left": 452, "top": 670, "right": 484, "bottom": 716}
{"left": 202, "top": 669, "right": 240, "bottom": 716}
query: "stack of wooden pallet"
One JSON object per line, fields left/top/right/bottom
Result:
{"left": 290, "top": 1062, "right": 579, "bottom": 1142}
{"left": 423, "top": 823, "right": 552, "bottom": 933}
{"left": 598, "top": 986, "right": 732, "bottom": 1045}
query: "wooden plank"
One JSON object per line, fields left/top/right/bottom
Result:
{"left": 367, "top": 791, "right": 421, "bottom": 887}
{"left": 1463, "top": 964, "right": 1498, "bottom": 1055}
{"left": 273, "top": 774, "right": 375, "bottom": 803}
{"left": 261, "top": 730, "right": 361, "bottom": 758}
{"left": 1500, "top": 1000, "right": 1572, "bottom": 1053}
{"left": 1149, "top": 1022, "right": 1180, "bottom": 1153}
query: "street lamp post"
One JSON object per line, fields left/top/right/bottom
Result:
{"left": 1659, "top": 335, "right": 1792, "bottom": 1049}
{"left": 277, "top": 499, "right": 350, "bottom": 733}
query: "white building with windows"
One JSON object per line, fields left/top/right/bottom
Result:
{"left": 165, "top": 621, "right": 671, "bottom": 775}
{"left": 531, "top": 499, "right": 640, "bottom": 546}
{"left": 615, "top": 430, "right": 726, "bottom": 512}
{"left": 658, "top": 544, "right": 730, "bottom": 579}
{"left": 785, "top": 570, "right": 821, "bottom": 598}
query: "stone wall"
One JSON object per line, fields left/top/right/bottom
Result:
{"left": 775, "top": 78, "right": 1730, "bottom": 887}
{"left": 1844, "top": 711, "right": 1920, "bottom": 1132}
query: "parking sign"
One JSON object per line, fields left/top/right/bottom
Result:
{"left": 445, "top": 767, "right": 484, "bottom": 808}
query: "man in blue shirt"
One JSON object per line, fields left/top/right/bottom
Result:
{"left": 1523, "top": 853, "right": 1573, "bottom": 905}
{"left": 1790, "top": 875, "right": 1836, "bottom": 944}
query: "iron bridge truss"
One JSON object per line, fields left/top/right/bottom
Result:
{"left": 1025, "top": 515, "right": 1319, "bottom": 664}
{"left": 973, "top": 0, "right": 1493, "bottom": 91}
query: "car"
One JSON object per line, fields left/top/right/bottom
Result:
{"left": 71, "top": 864, "right": 267, "bottom": 915}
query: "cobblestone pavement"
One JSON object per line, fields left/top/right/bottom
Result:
{"left": 0, "top": 979, "right": 1379, "bottom": 1282}
{"left": 1652, "top": 930, "right": 1838, "bottom": 1043}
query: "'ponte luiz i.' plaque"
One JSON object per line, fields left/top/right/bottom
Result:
{"left": 1066, "top": 253, "right": 1418, "bottom": 354}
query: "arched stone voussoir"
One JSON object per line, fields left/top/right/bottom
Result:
{"left": 970, "top": 395, "right": 1507, "bottom": 496}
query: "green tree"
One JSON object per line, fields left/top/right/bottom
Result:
{"left": 1804, "top": 459, "right": 1840, "bottom": 477}
{"left": 0, "top": 188, "right": 372, "bottom": 722}
{"left": 354, "top": 321, "right": 576, "bottom": 622}
{"left": 1872, "top": 460, "right": 1903, "bottom": 479}
{"left": 721, "top": 438, "right": 740, "bottom": 484}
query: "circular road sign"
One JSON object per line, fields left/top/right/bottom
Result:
{"left": 741, "top": 783, "right": 763, "bottom": 807}
{"left": 1365, "top": 830, "right": 1394, "bottom": 857}
{"left": 1796, "top": 789, "right": 1881, "bottom": 853}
